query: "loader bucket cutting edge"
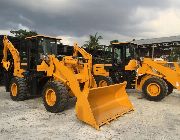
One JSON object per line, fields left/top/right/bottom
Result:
{"left": 75, "top": 82, "right": 134, "bottom": 129}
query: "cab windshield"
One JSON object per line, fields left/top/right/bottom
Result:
{"left": 113, "top": 43, "right": 137, "bottom": 65}
{"left": 38, "top": 37, "right": 58, "bottom": 55}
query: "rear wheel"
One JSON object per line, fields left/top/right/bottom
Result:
{"left": 142, "top": 77, "right": 168, "bottom": 101}
{"left": 167, "top": 83, "right": 174, "bottom": 96}
{"left": 94, "top": 76, "right": 113, "bottom": 87}
{"left": 10, "top": 77, "right": 28, "bottom": 101}
{"left": 42, "top": 81, "right": 69, "bottom": 113}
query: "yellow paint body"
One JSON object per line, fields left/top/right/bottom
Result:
{"left": 37, "top": 45, "right": 134, "bottom": 129}
{"left": 146, "top": 83, "right": 161, "bottom": 96}
{"left": 136, "top": 58, "right": 180, "bottom": 91}
{"left": 45, "top": 89, "right": 57, "bottom": 106}
{"left": 11, "top": 83, "right": 18, "bottom": 97}
{"left": 90, "top": 55, "right": 180, "bottom": 95}
{"left": 125, "top": 59, "right": 138, "bottom": 71}
{"left": 2, "top": 36, "right": 24, "bottom": 77}
{"left": 84, "top": 82, "right": 133, "bottom": 129}
{"left": 93, "top": 64, "right": 111, "bottom": 77}
{"left": 2, "top": 36, "right": 133, "bottom": 130}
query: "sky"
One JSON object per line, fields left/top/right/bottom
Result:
{"left": 0, "top": 0, "right": 180, "bottom": 45}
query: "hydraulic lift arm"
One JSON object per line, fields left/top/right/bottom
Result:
{"left": 2, "top": 36, "right": 24, "bottom": 77}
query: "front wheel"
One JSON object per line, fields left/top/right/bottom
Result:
{"left": 42, "top": 81, "right": 69, "bottom": 113}
{"left": 142, "top": 77, "right": 168, "bottom": 101}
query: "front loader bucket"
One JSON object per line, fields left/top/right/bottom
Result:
{"left": 75, "top": 82, "right": 134, "bottom": 129}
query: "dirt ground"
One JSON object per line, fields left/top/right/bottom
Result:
{"left": 0, "top": 87, "right": 180, "bottom": 140}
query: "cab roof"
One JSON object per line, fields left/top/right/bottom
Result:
{"left": 112, "top": 42, "right": 137, "bottom": 46}
{"left": 26, "top": 34, "right": 61, "bottom": 40}
{"left": 112, "top": 42, "right": 133, "bottom": 45}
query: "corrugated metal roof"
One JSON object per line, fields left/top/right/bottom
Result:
{"left": 26, "top": 34, "right": 61, "bottom": 40}
{"left": 133, "top": 35, "right": 180, "bottom": 45}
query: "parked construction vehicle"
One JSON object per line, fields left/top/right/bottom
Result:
{"left": 1, "top": 35, "right": 133, "bottom": 129}
{"left": 58, "top": 45, "right": 114, "bottom": 87}
{"left": 0, "top": 35, "right": 5, "bottom": 84}
{"left": 88, "top": 42, "right": 180, "bottom": 101}
{"left": 84, "top": 43, "right": 137, "bottom": 89}
{"left": 136, "top": 58, "right": 180, "bottom": 100}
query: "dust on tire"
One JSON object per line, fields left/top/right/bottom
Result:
{"left": 42, "top": 81, "right": 69, "bottom": 113}
{"left": 142, "top": 76, "right": 168, "bottom": 101}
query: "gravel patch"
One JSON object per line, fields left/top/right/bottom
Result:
{"left": 0, "top": 87, "right": 179, "bottom": 140}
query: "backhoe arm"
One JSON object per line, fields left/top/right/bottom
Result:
{"left": 2, "top": 36, "right": 24, "bottom": 77}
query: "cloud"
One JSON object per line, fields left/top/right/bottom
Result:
{"left": 58, "top": 35, "right": 88, "bottom": 45}
{"left": 0, "top": 30, "right": 12, "bottom": 35}
{"left": 133, "top": 6, "right": 180, "bottom": 38}
{"left": 0, "top": 0, "right": 179, "bottom": 45}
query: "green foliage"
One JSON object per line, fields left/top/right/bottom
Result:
{"left": 83, "top": 33, "right": 103, "bottom": 50}
{"left": 10, "top": 29, "right": 37, "bottom": 39}
{"left": 170, "top": 47, "right": 180, "bottom": 61}
{"left": 168, "top": 46, "right": 180, "bottom": 62}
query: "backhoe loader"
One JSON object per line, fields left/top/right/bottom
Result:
{"left": 89, "top": 42, "right": 180, "bottom": 101}
{"left": 1, "top": 35, "right": 133, "bottom": 129}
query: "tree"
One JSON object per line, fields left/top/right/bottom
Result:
{"left": 83, "top": 33, "right": 103, "bottom": 50}
{"left": 10, "top": 29, "right": 37, "bottom": 39}
{"left": 169, "top": 47, "right": 180, "bottom": 61}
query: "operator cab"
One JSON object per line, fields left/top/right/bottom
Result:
{"left": 111, "top": 42, "right": 137, "bottom": 69}
{"left": 25, "top": 35, "right": 61, "bottom": 70}
{"left": 24, "top": 35, "right": 61, "bottom": 95}
{"left": 110, "top": 42, "right": 138, "bottom": 89}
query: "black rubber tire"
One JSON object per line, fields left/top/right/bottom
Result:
{"left": 94, "top": 76, "right": 113, "bottom": 87}
{"left": 42, "top": 81, "right": 69, "bottom": 113}
{"left": 0, "top": 72, "right": 4, "bottom": 85}
{"left": 10, "top": 77, "right": 28, "bottom": 101}
{"left": 167, "top": 83, "right": 174, "bottom": 96}
{"left": 142, "top": 77, "right": 168, "bottom": 101}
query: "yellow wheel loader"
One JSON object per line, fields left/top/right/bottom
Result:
{"left": 88, "top": 42, "right": 180, "bottom": 101}
{"left": 1, "top": 35, "right": 133, "bottom": 129}
{"left": 136, "top": 58, "right": 180, "bottom": 100}
{"left": 73, "top": 45, "right": 114, "bottom": 87}
{"left": 92, "top": 64, "right": 114, "bottom": 87}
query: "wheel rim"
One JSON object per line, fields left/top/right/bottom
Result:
{"left": 11, "top": 83, "right": 17, "bottom": 97}
{"left": 147, "top": 83, "right": 161, "bottom": 96}
{"left": 45, "top": 89, "right": 57, "bottom": 106}
{"left": 98, "top": 80, "right": 108, "bottom": 87}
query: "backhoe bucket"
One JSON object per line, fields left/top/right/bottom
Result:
{"left": 75, "top": 82, "right": 134, "bottom": 129}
